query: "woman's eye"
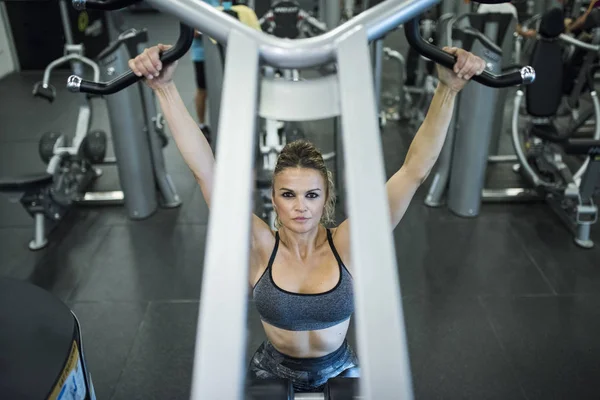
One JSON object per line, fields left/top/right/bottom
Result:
{"left": 282, "top": 192, "right": 294, "bottom": 198}
{"left": 306, "top": 192, "right": 319, "bottom": 199}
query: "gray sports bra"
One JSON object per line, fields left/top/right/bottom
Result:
{"left": 252, "top": 229, "right": 354, "bottom": 331}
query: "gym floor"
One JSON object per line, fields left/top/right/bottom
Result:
{"left": 2, "top": 10, "right": 600, "bottom": 400}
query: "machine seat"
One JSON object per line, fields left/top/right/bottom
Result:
{"left": 0, "top": 278, "right": 77, "bottom": 400}
{"left": 0, "top": 173, "right": 52, "bottom": 191}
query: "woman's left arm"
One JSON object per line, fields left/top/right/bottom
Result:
{"left": 333, "top": 48, "right": 485, "bottom": 258}
{"left": 386, "top": 47, "right": 486, "bottom": 229}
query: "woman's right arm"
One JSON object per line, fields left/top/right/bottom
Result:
{"left": 155, "top": 82, "right": 215, "bottom": 207}
{"left": 129, "top": 44, "right": 275, "bottom": 271}
{"left": 129, "top": 44, "right": 215, "bottom": 206}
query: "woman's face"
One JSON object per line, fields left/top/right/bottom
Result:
{"left": 272, "top": 167, "right": 327, "bottom": 233}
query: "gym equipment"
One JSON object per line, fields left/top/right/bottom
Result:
{"left": 246, "top": 378, "right": 295, "bottom": 399}
{"left": 96, "top": 16, "right": 181, "bottom": 214}
{"left": 424, "top": 11, "right": 522, "bottom": 215}
{"left": 0, "top": 278, "right": 96, "bottom": 400}
{"left": 401, "top": 7, "right": 441, "bottom": 130}
{"left": 317, "top": 0, "right": 341, "bottom": 29}
{"left": 397, "top": 0, "right": 473, "bottom": 131}
{"left": 379, "top": 45, "right": 406, "bottom": 125}
{"left": 3, "top": 0, "right": 110, "bottom": 71}
{"left": 0, "top": 0, "right": 111, "bottom": 250}
{"left": 68, "top": 0, "right": 533, "bottom": 399}
{"left": 259, "top": 0, "right": 327, "bottom": 38}
{"left": 246, "top": 376, "right": 360, "bottom": 399}
{"left": 0, "top": 4, "right": 181, "bottom": 250}
{"left": 509, "top": 16, "right": 600, "bottom": 248}
{"left": 514, "top": 13, "right": 542, "bottom": 64}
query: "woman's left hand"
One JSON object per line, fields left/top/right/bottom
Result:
{"left": 436, "top": 47, "right": 487, "bottom": 93}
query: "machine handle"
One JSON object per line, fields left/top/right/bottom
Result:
{"left": 72, "top": 0, "right": 140, "bottom": 11}
{"left": 564, "top": 138, "right": 600, "bottom": 155}
{"left": 559, "top": 33, "right": 600, "bottom": 52}
{"left": 67, "top": 23, "right": 194, "bottom": 95}
{"left": 404, "top": 18, "right": 536, "bottom": 88}
{"left": 32, "top": 82, "right": 57, "bottom": 102}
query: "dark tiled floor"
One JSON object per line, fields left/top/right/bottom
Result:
{"left": 481, "top": 295, "right": 600, "bottom": 400}
{"left": 1, "top": 10, "right": 600, "bottom": 400}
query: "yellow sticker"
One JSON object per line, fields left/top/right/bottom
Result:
{"left": 47, "top": 341, "right": 81, "bottom": 400}
{"left": 78, "top": 12, "right": 89, "bottom": 32}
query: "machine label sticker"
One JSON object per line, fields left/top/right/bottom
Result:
{"left": 47, "top": 341, "right": 88, "bottom": 400}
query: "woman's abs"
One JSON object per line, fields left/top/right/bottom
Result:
{"left": 261, "top": 318, "right": 351, "bottom": 358}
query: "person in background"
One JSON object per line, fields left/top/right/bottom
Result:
{"left": 191, "top": 0, "right": 220, "bottom": 143}
{"left": 565, "top": 0, "right": 600, "bottom": 33}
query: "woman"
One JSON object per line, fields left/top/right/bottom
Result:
{"left": 128, "top": 43, "right": 485, "bottom": 392}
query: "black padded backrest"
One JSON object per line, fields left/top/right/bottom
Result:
{"left": 272, "top": 0, "right": 300, "bottom": 39}
{"left": 525, "top": 8, "right": 565, "bottom": 117}
{"left": 539, "top": 7, "right": 565, "bottom": 38}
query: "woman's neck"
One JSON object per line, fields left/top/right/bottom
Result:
{"left": 279, "top": 225, "right": 326, "bottom": 261}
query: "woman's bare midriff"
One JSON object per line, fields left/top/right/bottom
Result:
{"left": 262, "top": 318, "right": 351, "bottom": 358}
{"left": 250, "top": 225, "right": 352, "bottom": 359}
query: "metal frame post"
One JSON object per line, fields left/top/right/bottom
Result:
{"left": 337, "top": 27, "right": 414, "bottom": 399}
{"left": 190, "top": 30, "right": 260, "bottom": 400}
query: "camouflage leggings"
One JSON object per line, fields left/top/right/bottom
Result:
{"left": 247, "top": 339, "right": 360, "bottom": 392}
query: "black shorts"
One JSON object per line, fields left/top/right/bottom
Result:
{"left": 194, "top": 61, "right": 206, "bottom": 90}
{"left": 247, "top": 339, "right": 359, "bottom": 392}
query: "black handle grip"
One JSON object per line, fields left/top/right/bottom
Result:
{"left": 564, "top": 138, "right": 600, "bottom": 156}
{"left": 72, "top": 0, "right": 141, "bottom": 11}
{"left": 32, "top": 82, "right": 56, "bottom": 102}
{"left": 67, "top": 23, "right": 194, "bottom": 95}
{"left": 403, "top": 18, "right": 535, "bottom": 88}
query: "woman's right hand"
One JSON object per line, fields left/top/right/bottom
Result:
{"left": 128, "top": 43, "right": 178, "bottom": 90}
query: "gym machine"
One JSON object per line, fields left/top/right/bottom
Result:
{"left": 68, "top": 0, "right": 533, "bottom": 399}
{"left": 259, "top": 0, "right": 327, "bottom": 37}
{"left": 0, "top": 278, "right": 97, "bottom": 400}
{"left": 509, "top": 13, "right": 600, "bottom": 248}
{"left": 0, "top": 0, "right": 113, "bottom": 250}
{"left": 0, "top": 1, "right": 181, "bottom": 250}
{"left": 96, "top": 14, "right": 182, "bottom": 213}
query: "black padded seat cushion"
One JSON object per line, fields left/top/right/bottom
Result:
{"left": 0, "top": 278, "right": 76, "bottom": 399}
{"left": 272, "top": 0, "right": 301, "bottom": 39}
{"left": 0, "top": 172, "right": 52, "bottom": 191}
{"left": 526, "top": 40, "right": 564, "bottom": 117}
{"left": 526, "top": 8, "right": 565, "bottom": 117}
{"left": 526, "top": 12, "right": 565, "bottom": 117}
